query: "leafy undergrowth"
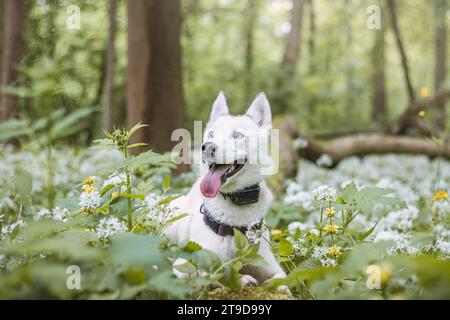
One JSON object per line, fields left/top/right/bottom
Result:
{"left": 0, "top": 124, "right": 449, "bottom": 299}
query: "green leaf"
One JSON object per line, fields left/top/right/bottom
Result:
{"left": 120, "top": 193, "right": 145, "bottom": 200}
{"left": 14, "top": 170, "right": 33, "bottom": 200}
{"left": 49, "top": 108, "right": 95, "bottom": 140}
{"left": 162, "top": 175, "right": 171, "bottom": 192}
{"left": 220, "top": 264, "right": 242, "bottom": 289}
{"left": 127, "top": 143, "right": 148, "bottom": 149}
{"left": 126, "top": 150, "right": 171, "bottom": 170}
{"left": 109, "top": 233, "right": 168, "bottom": 267}
{"left": 123, "top": 268, "right": 147, "bottom": 285}
{"left": 128, "top": 122, "right": 148, "bottom": 138}
{"left": 173, "top": 260, "right": 197, "bottom": 274}
{"left": 341, "top": 181, "right": 358, "bottom": 204}
{"left": 278, "top": 239, "right": 294, "bottom": 257}
{"left": 165, "top": 213, "right": 188, "bottom": 225}
{"left": 357, "top": 222, "right": 378, "bottom": 242}
{"left": 234, "top": 230, "right": 250, "bottom": 253}
{"left": 183, "top": 241, "right": 203, "bottom": 252}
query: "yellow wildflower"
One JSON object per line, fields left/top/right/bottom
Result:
{"left": 323, "top": 224, "right": 339, "bottom": 234}
{"left": 83, "top": 176, "right": 96, "bottom": 185}
{"left": 420, "top": 87, "right": 430, "bottom": 97}
{"left": 418, "top": 110, "right": 426, "bottom": 118}
{"left": 82, "top": 184, "right": 95, "bottom": 193}
{"left": 327, "top": 245, "right": 341, "bottom": 257}
{"left": 325, "top": 207, "right": 335, "bottom": 217}
{"left": 271, "top": 229, "right": 282, "bottom": 236}
{"left": 432, "top": 191, "right": 448, "bottom": 202}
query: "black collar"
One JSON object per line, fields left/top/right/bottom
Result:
{"left": 220, "top": 184, "right": 260, "bottom": 205}
{"left": 200, "top": 204, "right": 263, "bottom": 237}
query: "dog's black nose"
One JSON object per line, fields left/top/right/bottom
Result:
{"left": 202, "top": 142, "right": 216, "bottom": 157}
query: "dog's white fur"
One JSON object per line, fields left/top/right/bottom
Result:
{"left": 164, "top": 92, "right": 286, "bottom": 286}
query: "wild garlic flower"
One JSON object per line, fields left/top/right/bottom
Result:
{"left": 245, "top": 229, "right": 262, "bottom": 244}
{"left": 51, "top": 207, "right": 70, "bottom": 222}
{"left": 79, "top": 190, "right": 102, "bottom": 212}
{"left": 312, "top": 185, "right": 338, "bottom": 202}
{"left": 144, "top": 194, "right": 175, "bottom": 224}
{"left": 316, "top": 154, "right": 333, "bottom": 168}
{"left": 311, "top": 247, "right": 328, "bottom": 260}
{"left": 95, "top": 216, "right": 127, "bottom": 239}
{"left": 103, "top": 173, "right": 128, "bottom": 193}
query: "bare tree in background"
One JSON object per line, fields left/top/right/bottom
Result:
{"left": 243, "top": 0, "right": 258, "bottom": 99}
{"left": 103, "top": 0, "right": 117, "bottom": 132}
{"left": 371, "top": 17, "right": 387, "bottom": 128}
{"left": 433, "top": 0, "right": 447, "bottom": 131}
{"left": 273, "top": 0, "right": 306, "bottom": 114}
{"left": 127, "top": 0, "right": 185, "bottom": 152}
{"left": 0, "top": 0, "right": 25, "bottom": 121}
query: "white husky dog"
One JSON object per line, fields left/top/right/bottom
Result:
{"left": 165, "top": 91, "right": 286, "bottom": 287}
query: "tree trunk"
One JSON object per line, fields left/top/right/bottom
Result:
{"left": 386, "top": 0, "right": 415, "bottom": 103}
{"left": 281, "top": 0, "right": 306, "bottom": 73}
{"left": 273, "top": 0, "right": 306, "bottom": 114}
{"left": 127, "top": 0, "right": 186, "bottom": 152}
{"left": 307, "top": 0, "right": 315, "bottom": 74}
{"left": 433, "top": 0, "right": 447, "bottom": 131}
{"left": 103, "top": 0, "right": 117, "bottom": 132}
{"left": 0, "top": 0, "right": 25, "bottom": 121}
{"left": 243, "top": 0, "right": 258, "bottom": 98}
{"left": 0, "top": 0, "right": 4, "bottom": 81}
{"left": 371, "top": 23, "right": 387, "bottom": 128}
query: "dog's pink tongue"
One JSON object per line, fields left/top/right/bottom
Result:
{"left": 200, "top": 165, "right": 230, "bottom": 198}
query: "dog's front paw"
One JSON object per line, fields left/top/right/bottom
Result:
{"left": 241, "top": 275, "right": 258, "bottom": 287}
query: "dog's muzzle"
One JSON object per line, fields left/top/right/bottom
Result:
{"left": 202, "top": 142, "right": 217, "bottom": 163}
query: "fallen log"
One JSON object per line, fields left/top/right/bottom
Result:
{"left": 275, "top": 117, "right": 450, "bottom": 180}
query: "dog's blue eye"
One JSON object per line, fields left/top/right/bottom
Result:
{"left": 232, "top": 132, "right": 244, "bottom": 139}
{"left": 207, "top": 131, "right": 214, "bottom": 139}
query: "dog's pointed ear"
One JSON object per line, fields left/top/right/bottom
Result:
{"left": 246, "top": 92, "right": 272, "bottom": 129}
{"left": 209, "top": 91, "right": 229, "bottom": 122}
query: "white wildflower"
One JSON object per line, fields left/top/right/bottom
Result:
{"left": 103, "top": 173, "right": 128, "bottom": 193}
{"left": 312, "top": 185, "right": 338, "bottom": 202}
{"left": 320, "top": 257, "right": 337, "bottom": 267}
{"left": 311, "top": 247, "right": 328, "bottom": 260}
{"left": 316, "top": 154, "right": 333, "bottom": 168}
{"left": 1, "top": 219, "right": 27, "bottom": 236}
{"left": 96, "top": 216, "right": 127, "bottom": 239}
{"left": 245, "top": 229, "right": 261, "bottom": 244}
{"left": 377, "top": 207, "right": 419, "bottom": 231}
{"left": 51, "top": 207, "right": 70, "bottom": 222}
{"left": 293, "top": 137, "right": 309, "bottom": 149}
{"left": 373, "top": 230, "right": 418, "bottom": 255}
{"left": 288, "top": 221, "right": 309, "bottom": 235}
{"left": 284, "top": 191, "right": 313, "bottom": 210}
{"left": 144, "top": 194, "right": 176, "bottom": 224}
{"left": 434, "top": 236, "right": 450, "bottom": 258}
{"left": 79, "top": 190, "right": 102, "bottom": 211}
{"left": 33, "top": 208, "right": 50, "bottom": 221}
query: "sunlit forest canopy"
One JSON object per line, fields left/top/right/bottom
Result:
{"left": 9, "top": 0, "right": 448, "bottom": 144}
